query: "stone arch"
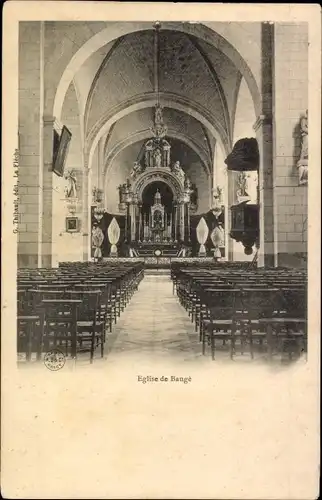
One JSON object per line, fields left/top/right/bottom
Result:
{"left": 87, "top": 93, "right": 228, "bottom": 173}
{"left": 103, "top": 128, "right": 211, "bottom": 179}
{"left": 53, "top": 22, "right": 261, "bottom": 123}
{"left": 133, "top": 170, "right": 184, "bottom": 203}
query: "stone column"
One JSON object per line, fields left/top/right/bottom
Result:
{"left": 227, "top": 171, "right": 236, "bottom": 261}
{"left": 173, "top": 203, "right": 177, "bottom": 241}
{"left": 18, "top": 22, "right": 45, "bottom": 268}
{"left": 82, "top": 162, "right": 90, "bottom": 261}
{"left": 254, "top": 115, "right": 274, "bottom": 266}
{"left": 273, "top": 23, "right": 308, "bottom": 267}
{"left": 186, "top": 203, "right": 191, "bottom": 243}
{"left": 255, "top": 22, "right": 275, "bottom": 267}
{"left": 179, "top": 201, "right": 185, "bottom": 242}
{"left": 41, "top": 115, "right": 57, "bottom": 268}
{"left": 130, "top": 202, "right": 137, "bottom": 241}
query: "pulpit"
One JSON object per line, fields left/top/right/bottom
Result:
{"left": 230, "top": 202, "right": 259, "bottom": 255}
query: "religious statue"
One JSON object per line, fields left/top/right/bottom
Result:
{"left": 118, "top": 179, "right": 132, "bottom": 204}
{"left": 64, "top": 170, "right": 77, "bottom": 198}
{"left": 91, "top": 223, "right": 104, "bottom": 261}
{"left": 155, "top": 104, "right": 163, "bottom": 124}
{"left": 190, "top": 184, "right": 198, "bottom": 208}
{"left": 130, "top": 161, "right": 143, "bottom": 178}
{"left": 172, "top": 161, "right": 185, "bottom": 182}
{"left": 214, "top": 186, "right": 223, "bottom": 202}
{"left": 297, "top": 110, "right": 308, "bottom": 185}
{"left": 154, "top": 148, "right": 162, "bottom": 168}
{"left": 92, "top": 186, "right": 103, "bottom": 204}
{"left": 183, "top": 176, "right": 193, "bottom": 202}
{"left": 184, "top": 176, "right": 192, "bottom": 190}
{"left": 118, "top": 183, "right": 127, "bottom": 204}
{"left": 236, "top": 172, "right": 249, "bottom": 200}
{"left": 299, "top": 110, "right": 308, "bottom": 160}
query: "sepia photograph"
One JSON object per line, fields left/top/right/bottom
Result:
{"left": 2, "top": 3, "right": 320, "bottom": 499}
{"left": 15, "top": 18, "right": 309, "bottom": 365}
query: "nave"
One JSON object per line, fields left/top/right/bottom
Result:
{"left": 17, "top": 261, "right": 307, "bottom": 367}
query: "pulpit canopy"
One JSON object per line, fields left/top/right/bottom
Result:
{"left": 225, "top": 138, "right": 259, "bottom": 172}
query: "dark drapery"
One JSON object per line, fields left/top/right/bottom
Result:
{"left": 91, "top": 208, "right": 127, "bottom": 257}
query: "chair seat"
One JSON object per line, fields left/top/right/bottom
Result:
{"left": 77, "top": 320, "right": 104, "bottom": 326}
{"left": 18, "top": 315, "right": 40, "bottom": 320}
{"left": 258, "top": 317, "right": 305, "bottom": 322}
{"left": 203, "top": 319, "right": 234, "bottom": 325}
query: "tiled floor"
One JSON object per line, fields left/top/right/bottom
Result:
{"left": 106, "top": 274, "right": 202, "bottom": 362}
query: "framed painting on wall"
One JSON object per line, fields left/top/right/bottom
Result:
{"left": 53, "top": 125, "right": 72, "bottom": 177}
{"left": 65, "top": 216, "right": 79, "bottom": 233}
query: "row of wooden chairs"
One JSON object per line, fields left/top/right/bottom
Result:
{"left": 171, "top": 265, "right": 307, "bottom": 361}
{"left": 17, "top": 263, "right": 144, "bottom": 363}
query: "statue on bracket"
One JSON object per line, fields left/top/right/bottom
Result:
{"left": 92, "top": 186, "right": 103, "bottom": 204}
{"left": 211, "top": 186, "right": 224, "bottom": 218}
{"left": 118, "top": 179, "right": 132, "bottom": 204}
{"left": 297, "top": 109, "right": 308, "bottom": 185}
{"left": 190, "top": 183, "right": 198, "bottom": 210}
{"left": 118, "top": 183, "right": 127, "bottom": 204}
{"left": 172, "top": 161, "right": 185, "bottom": 183}
{"left": 183, "top": 176, "right": 193, "bottom": 203}
{"left": 64, "top": 170, "right": 77, "bottom": 198}
{"left": 130, "top": 161, "right": 143, "bottom": 179}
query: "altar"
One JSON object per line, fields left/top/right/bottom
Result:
{"left": 91, "top": 103, "right": 226, "bottom": 260}
{"left": 117, "top": 104, "right": 196, "bottom": 248}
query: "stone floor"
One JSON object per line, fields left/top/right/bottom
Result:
{"left": 106, "top": 273, "right": 202, "bottom": 363}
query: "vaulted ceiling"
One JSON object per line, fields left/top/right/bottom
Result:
{"left": 71, "top": 25, "right": 244, "bottom": 174}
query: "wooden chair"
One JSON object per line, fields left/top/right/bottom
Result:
{"left": 17, "top": 314, "right": 44, "bottom": 361}
{"left": 201, "top": 289, "right": 239, "bottom": 360}
{"left": 41, "top": 295, "right": 105, "bottom": 363}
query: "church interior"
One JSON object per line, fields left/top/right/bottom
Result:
{"left": 17, "top": 21, "right": 308, "bottom": 364}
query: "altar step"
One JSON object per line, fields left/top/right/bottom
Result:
{"left": 144, "top": 269, "right": 171, "bottom": 276}
{"left": 137, "top": 249, "right": 178, "bottom": 257}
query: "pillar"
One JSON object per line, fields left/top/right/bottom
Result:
{"left": 41, "top": 115, "right": 57, "bottom": 267}
{"left": 256, "top": 22, "right": 275, "bottom": 267}
{"left": 82, "top": 163, "right": 90, "bottom": 261}
{"left": 178, "top": 201, "right": 185, "bottom": 242}
{"left": 173, "top": 203, "right": 177, "bottom": 241}
{"left": 273, "top": 23, "right": 308, "bottom": 267}
{"left": 18, "top": 22, "right": 45, "bottom": 268}
{"left": 130, "top": 202, "right": 137, "bottom": 241}
{"left": 254, "top": 114, "right": 274, "bottom": 267}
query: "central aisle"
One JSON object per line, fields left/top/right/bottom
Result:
{"left": 106, "top": 273, "right": 202, "bottom": 362}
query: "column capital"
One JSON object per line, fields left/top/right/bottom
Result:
{"left": 43, "top": 115, "right": 63, "bottom": 132}
{"left": 253, "top": 114, "right": 272, "bottom": 132}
